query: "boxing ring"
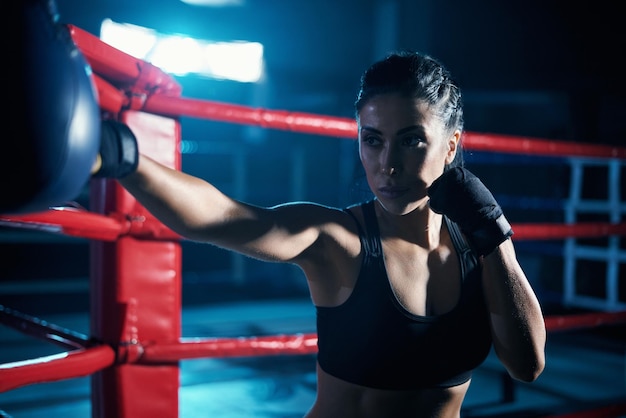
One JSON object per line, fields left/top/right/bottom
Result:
{"left": 2, "top": 24, "right": 626, "bottom": 417}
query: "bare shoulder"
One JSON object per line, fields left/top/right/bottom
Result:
{"left": 273, "top": 201, "right": 362, "bottom": 262}
{"left": 283, "top": 202, "right": 364, "bottom": 305}
{"left": 271, "top": 201, "right": 357, "bottom": 229}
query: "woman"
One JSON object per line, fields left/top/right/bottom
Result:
{"left": 95, "top": 51, "right": 546, "bottom": 417}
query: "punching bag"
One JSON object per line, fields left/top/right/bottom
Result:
{"left": 3, "top": 0, "right": 100, "bottom": 214}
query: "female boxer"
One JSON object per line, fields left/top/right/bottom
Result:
{"left": 95, "top": 51, "right": 546, "bottom": 418}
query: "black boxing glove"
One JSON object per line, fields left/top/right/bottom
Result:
{"left": 428, "top": 167, "right": 513, "bottom": 257}
{"left": 93, "top": 120, "right": 139, "bottom": 178}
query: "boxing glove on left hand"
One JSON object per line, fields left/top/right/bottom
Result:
{"left": 428, "top": 167, "right": 513, "bottom": 257}
{"left": 92, "top": 120, "right": 139, "bottom": 179}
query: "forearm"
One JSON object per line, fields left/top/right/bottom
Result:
{"left": 481, "top": 239, "right": 546, "bottom": 382}
{"left": 118, "top": 154, "right": 237, "bottom": 241}
{"left": 91, "top": 121, "right": 333, "bottom": 263}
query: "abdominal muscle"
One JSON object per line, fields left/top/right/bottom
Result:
{"left": 304, "top": 363, "right": 470, "bottom": 418}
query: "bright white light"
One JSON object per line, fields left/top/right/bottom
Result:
{"left": 204, "top": 42, "right": 264, "bottom": 82}
{"left": 149, "top": 36, "right": 205, "bottom": 76}
{"left": 100, "top": 19, "right": 264, "bottom": 83}
{"left": 100, "top": 19, "right": 158, "bottom": 59}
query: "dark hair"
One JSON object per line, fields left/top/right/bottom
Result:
{"left": 355, "top": 51, "right": 464, "bottom": 168}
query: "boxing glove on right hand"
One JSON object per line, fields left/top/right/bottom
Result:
{"left": 92, "top": 120, "right": 139, "bottom": 179}
{"left": 428, "top": 167, "right": 513, "bottom": 257}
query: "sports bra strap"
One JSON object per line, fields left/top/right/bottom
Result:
{"left": 343, "top": 199, "right": 381, "bottom": 258}
{"left": 444, "top": 216, "right": 478, "bottom": 275}
{"left": 347, "top": 199, "right": 475, "bottom": 269}
{"left": 360, "top": 199, "right": 382, "bottom": 257}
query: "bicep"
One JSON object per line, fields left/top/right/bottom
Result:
{"left": 200, "top": 202, "right": 335, "bottom": 264}
{"left": 122, "top": 156, "right": 333, "bottom": 263}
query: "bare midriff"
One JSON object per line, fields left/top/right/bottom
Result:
{"left": 304, "top": 363, "right": 469, "bottom": 418}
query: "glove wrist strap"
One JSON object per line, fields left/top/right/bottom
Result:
{"left": 93, "top": 121, "right": 138, "bottom": 179}
{"left": 467, "top": 214, "right": 514, "bottom": 257}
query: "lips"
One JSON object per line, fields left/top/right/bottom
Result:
{"left": 378, "top": 185, "right": 409, "bottom": 199}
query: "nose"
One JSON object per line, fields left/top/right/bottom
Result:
{"left": 381, "top": 145, "right": 401, "bottom": 176}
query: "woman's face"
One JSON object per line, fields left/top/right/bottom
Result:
{"left": 358, "top": 93, "right": 459, "bottom": 216}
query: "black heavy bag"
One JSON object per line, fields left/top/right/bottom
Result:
{"left": 2, "top": 0, "right": 100, "bottom": 214}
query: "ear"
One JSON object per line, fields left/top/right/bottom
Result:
{"left": 444, "top": 130, "right": 461, "bottom": 165}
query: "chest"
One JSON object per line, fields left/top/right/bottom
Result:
{"left": 382, "top": 240, "right": 462, "bottom": 316}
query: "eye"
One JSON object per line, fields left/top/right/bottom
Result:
{"left": 402, "top": 134, "right": 426, "bottom": 147}
{"left": 361, "top": 134, "right": 382, "bottom": 147}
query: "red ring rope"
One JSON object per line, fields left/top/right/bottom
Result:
{"left": 1, "top": 304, "right": 624, "bottom": 389}
{"left": 67, "top": 26, "right": 626, "bottom": 160}
{"left": 2, "top": 209, "right": 624, "bottom": 242}
{"left": 0, "top": 345, "right": 115, "bottom": 393}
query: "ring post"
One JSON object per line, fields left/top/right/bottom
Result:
{"left": 89, "top": 110, "right": 182, "bottom": 418}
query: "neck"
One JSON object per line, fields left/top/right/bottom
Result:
{"left": 375, "top": 200, "right": 444, "bottom": 249}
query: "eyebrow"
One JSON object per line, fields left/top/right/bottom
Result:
{"left": 360, "top": 125, "right": 425, "bottom": 136}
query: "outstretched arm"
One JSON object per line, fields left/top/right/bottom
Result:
{"left": 120, "top": 154, "right": 326, "bottom": 263}
{"left": 94, "top": 120, "right": 326, "bottom": 263}
{"left": 481, "top": 239, "right": 546, "bottom": 382}
{"left": 119, "top": 154, "right": 238, "bottom": 241}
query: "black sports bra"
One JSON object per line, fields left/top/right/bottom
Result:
{"left": 316, "top": 199, "right": 493, "bottom": 390}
